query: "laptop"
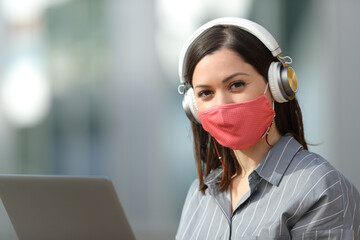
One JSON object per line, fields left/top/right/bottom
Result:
{"left": 0, "top": 174, "right": 136, "bottom": 240}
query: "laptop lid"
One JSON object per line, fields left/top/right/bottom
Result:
{"left": 0, "top": 174, "right": 136, "bottom": 240}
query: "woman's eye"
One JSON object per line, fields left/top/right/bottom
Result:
{"left": 197, "top": 90, "right": 213, "bottom": 98}
{"left": 229, "top": 81, "right": 245, "bottom": 90}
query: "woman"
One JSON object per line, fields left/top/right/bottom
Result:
{"left": 176, "top": 17, "right": 360, "bottom": 239}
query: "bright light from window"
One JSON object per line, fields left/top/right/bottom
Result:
{"left": 0, "top": 59, "right": 51, "bottom": 127}
{"left": 0, "top": 0, "right": 71, "bottom": 23}
{"left": 154, "top": 0, "right": 252, "bottom": 82}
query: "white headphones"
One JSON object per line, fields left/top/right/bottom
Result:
{"left": 178, "top": 17, "right": 298, "bottom": 124}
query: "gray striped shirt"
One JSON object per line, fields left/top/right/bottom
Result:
{"left": 176, "top": 134, "right": 360, "bottom": 239}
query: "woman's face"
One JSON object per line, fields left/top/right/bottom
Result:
{"left": 192, "top": 48, "right": 272, "bottom": 111}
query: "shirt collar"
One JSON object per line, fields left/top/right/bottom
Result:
{"left": 203, "top": 133, "right": 303, "bottom": 188}
{"left": 254, "top": 133, "right": 303, "bottom": 186}
{"left": 204, "top": 167, "right": 223, "bottom": 187}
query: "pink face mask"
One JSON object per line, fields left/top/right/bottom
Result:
{"left": 197, "top": 85, "right": 275, "bottom": 150}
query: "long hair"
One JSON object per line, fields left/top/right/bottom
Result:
{"left": 185, "top": 25, "right": 307, "bottom": 194}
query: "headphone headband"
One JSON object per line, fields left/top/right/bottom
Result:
{"left": 178, "top": 17, "right": 282, "bottom": 84}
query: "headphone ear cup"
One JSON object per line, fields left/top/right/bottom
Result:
{"left": 268, "top": 62, "right": 288, "bottom": 103}
{"left": 182, "top": 87, "right": 202, "bottom": 124}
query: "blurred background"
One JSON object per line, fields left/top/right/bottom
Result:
{"left": 0, "top": 0, "right": 359, "bottom": 239}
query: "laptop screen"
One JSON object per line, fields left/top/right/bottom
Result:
{"left": 0, "top": 174, "right": 136, "bottom": 240}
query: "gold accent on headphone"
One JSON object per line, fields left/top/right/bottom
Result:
{"left": 287, "top": 67, "right": 298, "bottom": 93}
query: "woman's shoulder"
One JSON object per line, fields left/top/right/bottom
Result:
{"left": 182, "top": 179, "right": 202, "bottom": 203}
{"left": 293, "top": 147, "right": 339, "bottom": 177}
{"left": 288, "top": 148, "right": 360, "bottom": 234}
{"left": 182, "top": 177, "right": 215, "bottom": 208}
{"left": 292, "top": 147, "right": 360, "bottom": 201}
{"left": 188, "top": 178, "right": 200, "bottom": 195}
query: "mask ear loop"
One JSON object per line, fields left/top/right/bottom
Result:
{"left": 263, "top": 83, "right": 275, "bottom": 148}
{"left": 265, "top": 130, "right": 273, "bottom": 148}
{"left": 212, "top": 138, "right": 234, "bottom": 176}
{"left": 264, "top": 101, "right": 276, "bottom": 148}
{"left": 264, "top": 82, "right": 269, "bottom": 94}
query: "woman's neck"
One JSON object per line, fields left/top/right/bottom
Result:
{"left": 233, "top": 125, "right": 281, "bottom": 177}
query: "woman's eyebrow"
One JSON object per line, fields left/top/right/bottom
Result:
{"left": 194, "top": 72, "right": 249, "bottom": 89}
{"left": 194, "top": 84, "right": 211, "bottom": 89}
{"left": 222, "top": 72, "right": 249, "bottom": 83}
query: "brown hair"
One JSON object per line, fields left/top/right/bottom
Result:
{"left": 185, "top": 25, "right": 307, "bottom": 194}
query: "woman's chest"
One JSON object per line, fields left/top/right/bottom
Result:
{"left": 198, "top": 181, "right": 298, "bottom": 239}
